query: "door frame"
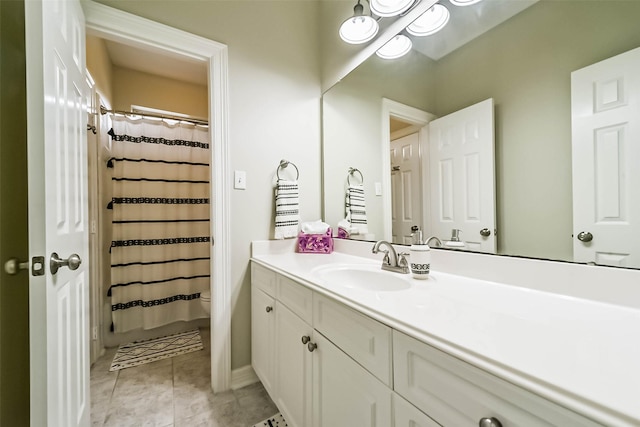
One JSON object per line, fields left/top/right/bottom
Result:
{"left": 381, "top": 99, "right": 435, "bottom": 241}
{"left": 83, "top": 2, "right": 231, "bottom": 392}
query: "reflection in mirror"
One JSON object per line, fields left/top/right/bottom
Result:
{"left": 322, "top": 0, "right": 640, "bottom": 268}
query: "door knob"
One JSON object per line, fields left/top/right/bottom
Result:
{"left": 480, "top": 228, "right": 491, "bottom": 237}
{"left": 50, "top": 252, "right": 82, "bottom": 275}
{"left": 4, "top": 258, "right": 29, "bottom": 275}
{"left": 577, "top": 231, "right": 593, "bottom": 242}
{"left": 479, "top": 417, "right": 503, "bottom": 427}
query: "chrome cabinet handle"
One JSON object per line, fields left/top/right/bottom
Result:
{"left": 307, "top": 342, "right": 317, "bottom": 352}
{"left": 479, "top": 417, "right": 502, "bottom": 427}
{"left": 480, "top": 228, "right": 491, "bottom": 237}
{"left": 50, "top": 252, "right": 82, "bottom": 275}
{"left": 4, "top": 258, "right": 29, "bottom": 275}
{"left": 301, "top": 335, "right": 310, "bottom": 344}
{"left": 265, "top": 306, "right": 273, "bottom": 313}
{"left": 577, "top": 231, "right": 593, "bottom": 242}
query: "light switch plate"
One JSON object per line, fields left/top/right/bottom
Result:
{"left": 375, "top": 182, "right": 382, "bottom": 196}
{"left": 234, "top": 170, "right": 247, "bottom": 190}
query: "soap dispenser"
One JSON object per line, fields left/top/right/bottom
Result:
{"left": 409, "top": 226, "right": 430, "bottom": 279}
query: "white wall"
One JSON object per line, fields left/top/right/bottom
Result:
{"left": 322, "top": 50, "right": 437, "bottom": 239}
{"left": 95, "top": 0, "right": 322, "bottom": 369}
{"left": 323, "top": 82, "right": 385, "bottom": 239}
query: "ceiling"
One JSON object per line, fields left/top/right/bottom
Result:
{"left": 411, "top": 0, "right": 538, "bottom": 60}
{"left": 103, "top": 39, "right": 208, "bottom": 86}
{"left": 101, "top": 0, "right": 537, "bottom": 86}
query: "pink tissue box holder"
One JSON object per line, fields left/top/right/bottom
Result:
{"left": 297, "top": 228, "right": 333, "bottom": 254}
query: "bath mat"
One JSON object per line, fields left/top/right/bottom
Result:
{"left": 109, "top": 329, "right": 203, "bottom": 371}
{"left": 253, "top": 413, "right": 287, "bottom": 427}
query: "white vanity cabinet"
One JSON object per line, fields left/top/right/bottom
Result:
{"left": 393, "top": 330, "right": 603, "bottom": 427}
{"left": 250, "top": 264, "right": 276, "bottom": 396}
{"left": 274, "top": 301, "right": 313, "bottom": 427}
{"left": 312, "top": 331, "right": 392, "bottom": 427}
{"left": 273, "top": 272, "right": 314, "bottom": 427}
{"left": 251, "top": 260, "right": 605, "bottom": 427}
{"left": 251, "top": 262, "right": 393, "bottom": 427}
{"left": 393, "top": 393, "right": 441, "bottom": 427}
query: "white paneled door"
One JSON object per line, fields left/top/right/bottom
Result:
{"left": 428, "top": 99, "right": 496, "bottom": 253}
{"left": 25, "top": 0, "right": 90, "bottom": 425}
{"left": 391, "top": 132, "right": 422, "bottom": 244}
{"left": 571, "top": 47, "right": 640, "bottom": 267}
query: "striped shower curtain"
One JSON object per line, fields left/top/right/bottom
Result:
{"left": 107, "top": 116, "right": 211, "bottom": 333}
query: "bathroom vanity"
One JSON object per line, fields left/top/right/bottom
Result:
{"left": 250, "top": 239, "right": 640, "bottom": 427}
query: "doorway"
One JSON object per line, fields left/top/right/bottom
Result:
{"left": 83, "top": 0, "right": 231, "bottom": 392}
{"left": 381, "top": 98, "right": 435, "bottom": 243}
{"left": 86, "top": 34, "right": 211, "bottom": 353}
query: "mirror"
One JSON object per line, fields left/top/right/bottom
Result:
{"left": 322, "top": 0, "right": 640, "bottom": 267}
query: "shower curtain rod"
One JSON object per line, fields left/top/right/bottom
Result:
{"left": 99, "top": 105, "right": 209, "bottom": 126}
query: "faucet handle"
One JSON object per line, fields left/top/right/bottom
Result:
{"left": 397, "top": 252, "right": 409, "bottom": 268}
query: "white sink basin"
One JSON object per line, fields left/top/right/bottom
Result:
{"left": 311, "top": 263, "right": 411, "bottom": 292}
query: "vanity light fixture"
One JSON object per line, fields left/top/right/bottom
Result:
{"left": 376, "top": 34, "right": 413, "bottom": 59}
{"left": 339, "top": 0, "right": 380, "bottom": 44}
{"left": 406, "top": 4, "right": 450, "bottom": 36}
{"left": 369, "top": 0, "right": 416, "bottom": 18}
{"left": 449, "top": 0, "right": 483, "bottom": 6}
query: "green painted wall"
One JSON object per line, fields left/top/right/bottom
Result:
{"left": 0, "top": 0, "right": 30, "bottom": 424}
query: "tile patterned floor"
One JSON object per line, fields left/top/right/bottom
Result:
{"left": 91, "top": 328, "right": 278, "bottom": 426}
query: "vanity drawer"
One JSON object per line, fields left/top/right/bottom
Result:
{"left": 313, "top": 293, "right": 392, "bottom": 386}
{"left": 252, "top": 262, "right": 276, "bottom": 297}
{"left": 393, "top": 331, "right": 602, "bottom": 427}
{"left": 277, "top": 274, "right": 313, "bottom": 324}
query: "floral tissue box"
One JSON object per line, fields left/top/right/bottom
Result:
{"left": 297, "top": 228, "right": 333, "bottom": 254}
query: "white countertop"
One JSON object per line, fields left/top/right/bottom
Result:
{"left": 251, "top": 241, "right": 640, "bottom": 427}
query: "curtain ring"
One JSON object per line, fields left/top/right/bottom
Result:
{"left": 347, "top": 167, "right": 364, "bottom": 185}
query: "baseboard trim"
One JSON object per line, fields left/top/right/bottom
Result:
{"left": 231, "top": 365, "right": 259, "bottom": 390}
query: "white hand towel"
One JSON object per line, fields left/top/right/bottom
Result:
{"left": 274, "top": 180, "right": 300, "bottom": 239}
{"left": 345, "top": 183, "right": 368, "bottom": 235}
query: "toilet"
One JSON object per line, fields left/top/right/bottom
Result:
{"left": 200, "top": 290, "right": 211, "bottom": 315}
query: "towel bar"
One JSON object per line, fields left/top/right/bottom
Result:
{"left": 277, "top": 159, "right": 299, "bottom": 181}
{"left": 348, "top": 167, "right": 364, "bottom": 185}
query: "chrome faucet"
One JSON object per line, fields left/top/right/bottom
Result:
{"left": 426, "top": 236, "right": 442, "bottom": 247}
{"left": 372, "top": 240, "right": 409, "bottom": 274}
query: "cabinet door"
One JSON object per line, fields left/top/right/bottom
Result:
{"left": 394, "top": 393, "right": 441, "bottom": 427}
{"left": 312, "top": 332, "right": 392, "bottom": 427}
{"left": 314, "top": 293, "right": 392, "bottom": 386}
{"left": 251, "top": 286, "right": 276, "bottom": 395}
{"left": 275, "top": 303, "right": 313, "bottom": 427}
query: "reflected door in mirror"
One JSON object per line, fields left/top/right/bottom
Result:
{"left": 429, "top": 99, "right": 496, "bottom": 253}
{"left": 571, "top": 46, "right": 640, "bottom": 268}
{"left": 391, "top": 132, "right": 423, "bottom": 244}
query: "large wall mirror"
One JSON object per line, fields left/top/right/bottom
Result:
{"left": 322, "top": 0, "right": 640, "bottom": 268}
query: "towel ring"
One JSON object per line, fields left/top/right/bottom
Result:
{"left": 347, "top": 167, "right": 364, "bottom": 185}
{"left": 277, "top": 159, "right": 299, "bottom": 181}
